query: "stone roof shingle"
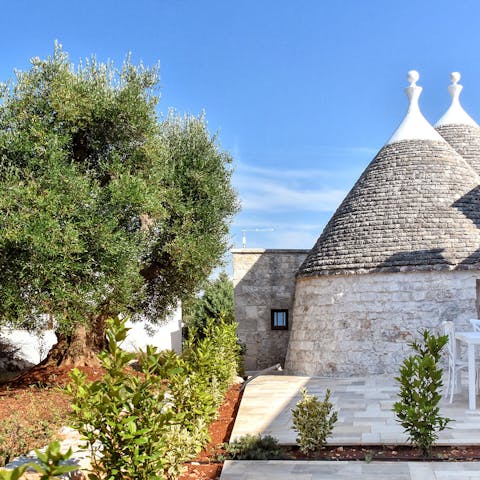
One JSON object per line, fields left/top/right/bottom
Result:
{"left": 297, "top": 139, "right": 480, "bottom": 277}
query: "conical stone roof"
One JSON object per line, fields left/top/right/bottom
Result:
{"left": 298, "top": 72, "right": 480, "bottom": 277}
{"left": 435, "top": 72, "right": 480, "bottom": 175}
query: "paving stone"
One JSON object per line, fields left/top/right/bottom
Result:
{"left": 221, "top": 461, "right": 480, "bottom": 479}
{"left": 231, "top": 374, "right": 480, "bottom": 445}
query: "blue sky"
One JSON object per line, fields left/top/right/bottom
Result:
{"left": 2, "top": 0, "right": 480, "bottom": 255}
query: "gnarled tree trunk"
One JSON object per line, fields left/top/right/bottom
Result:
{"left": 40, "top": 315, "right": 108, "bottom": 368}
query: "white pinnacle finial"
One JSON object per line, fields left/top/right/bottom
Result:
{"left": 451, "top": 71, "right": 461, "bottom": 85}
{"left": 387, "top": 70, "right": 445, "bottom": 145}
{"left": 407, "top": 70, "right": 419, "bottom": 86}
{"left": 434, "top": 71, "right": 478, "bottom": 128}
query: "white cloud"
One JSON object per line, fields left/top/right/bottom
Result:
{"left": 234, "top": 175, "right": 347, "bottom": 212}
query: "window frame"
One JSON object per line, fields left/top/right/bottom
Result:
{"left": 271, "top": 309, "right": 288, "bottom": 330}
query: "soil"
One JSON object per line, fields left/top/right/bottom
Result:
{"left": 0, "top": 366, "right": 243, "bottom": 480}
{"left": 2, "top": 367, "right": 480, "bottom": 480}
{"left": 179, "top": 382, "right": 243, "bottom": 480}
{"left": 286, "top": 444, "right": 480, "bottom": 462}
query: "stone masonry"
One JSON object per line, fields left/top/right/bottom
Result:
{"left": 232, "top": 249, "right": 309, "bottom": 371}
{"left": 286, "top": 269, "right": 480, "bottom": 376}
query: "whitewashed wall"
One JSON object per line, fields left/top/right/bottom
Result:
{"left": 1, "top": 305, "right": 182, "bottom": 366}
{"left": 123, "top": 306, "right": 183, "bottom": 354}
{"left": 1, "top": 329, "right": 57, "bottom": 364}
{"left": 286, "top": 270, "right": 480, "bottom": 376}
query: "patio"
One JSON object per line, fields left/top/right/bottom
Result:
{"left": 221, "top": 374, "right": 480, "bottom": 479}
{"left": 221, "top": 460, "right": 480, "bottom": 479}
{"left": 230, "top": 374, "right": 480, "bottom": 445}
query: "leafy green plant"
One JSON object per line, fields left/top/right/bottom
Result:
{"left": 225, "top": 434, "right": 284, "bottom": 460}
{"left": 0, "top": 440, "right": 76, "bottom": 480}
{"left": 393, "top": 330, "right": 452, "bottom": 456}
{"left": 183, "top": 319, "right": 242, "bottom": 398}
{"left": 162, "top": 419, "right": 209, "bottom": 479}
{"left": 0, "top": 466, "right": 27, "bottom": 480}
{"left": 0, "top": 43, "right": 238, "bottom": 367}
{"left": 183, "top": 271, "right": 235, "bottom": 337}
{"left": 66, "top": 317, "right": 175, "bottom": 480}
{"left": 291, "top": 387, "right": 338, "bottom": 454}
{"left": 148, "top": 318, "right": 242, "bottom": 432}
{"left": 27, "top": 441, "right": 77, "bottom": 479}
{"left": 67, "top": 316, "right": 242, "bottom": 479}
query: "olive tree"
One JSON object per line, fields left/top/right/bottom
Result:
{"left": 0, "top": 44, "right": 238, "bottom": 366}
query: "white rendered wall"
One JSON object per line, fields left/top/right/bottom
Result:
{"left": 1, "top": 306, "right": 182, "bottom": 366}
{"left": 1, "top": 329, "right": 57, "bottom": 364}
{"left": 123, "top": 306, "right": 183, "bottom": 354}
{"left": 285, "top": 270, "right": 480, "bottom": 376}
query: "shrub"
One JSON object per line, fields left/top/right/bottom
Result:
{"left": 162, "top": 419, "right": 209, "bottom": 479}
{"left": 225, "top": 434, "right": 284, "bottom": 460}
{"left": 183, "top": 318, "right": 242, "bottom": 398}
{"left": 154, "top": 318, "right": 242, "bottom": 431}
{"left": 66, "top": 317, "right": 175, "bottom": 480}
{"left": 0, "top": 440, "right": 76, "bottom": 480}
{"left": 0, "top": 466, "right": 27, "bottom": 480}
{"left": 393, "top": 330, "right": 452, "bottom": 456}
{"left": 67, "top": 316, "right": 242, "bottom": 480}
{"left": 291, "top": 387, "right": 338, "bottom": 454}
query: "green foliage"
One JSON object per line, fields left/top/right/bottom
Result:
{"left": 183, "top": 271, "right": 235, "bottom": 335}
{"left": 0, "top": 440, "right": 76, "bottom": 480}
{"left": 183, "top": 319, "right": 242, "bottom": 402}
{"left": 66, "top": 317, "right": 174, "bottom": 479}
{"left": 225, "top": 434, "right": 284, "bottom": 460}
{"left": 28, "top": 441, "right": 77, "bottom": 479}
{"left": 144, "top": 318, "right": 242, "bottom": 429}
{"left": 162, "top": 420, "right": 209, "bottom": 480}
{"left": 393, "top": 330, "right": 452, "bottom": 456}
{"left": 0, "top": 43, "right": 238, "bottom": 340}
{"left": 291, "top": 388, "right": 338, "bottom": 454}
{"left": 0, "top": 466, "right": 27, "bottom": 480}
{"left": 144, "top": 119, "right": 239, "bottom": 318}
{"left": 67, "top": 317, "right": 241, "bottom": 480}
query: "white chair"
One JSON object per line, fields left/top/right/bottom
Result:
{"left": 443, "top": 321, "right": 469, "bottom": 403}
{"left": 470, "top": 318, "right": 480, "bottom": 332}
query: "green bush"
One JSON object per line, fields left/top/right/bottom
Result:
{"left": 0, "top": 440, "right": 77, "bottom": 480}
{"left": 154, "top": 318, "right": 242, "bottom": 432}
{"left": 225, "top": 434, "right": 284, "bottom": 460}
{"left": 393, "top": 330, "right": 452, "bottom": 456}
{"left": 291, "top": 388, "right": 338, "bottom": 454}
{"left": 66, "top": 317, "right": 176, "bottom": 480}
{"left": 67, "top": 316, "right": 242, "bottom": 480}
{"left": 183, "top": 272, "right": 235, "bottom": 337}
{"left": 184, "top": 319, "right": 242, "bottom": 396}
{"left": 0, "top": 466, "right": 26, "bottom": 480}
{"left": 162, "top": 419, "right": 209, "bottom": 480}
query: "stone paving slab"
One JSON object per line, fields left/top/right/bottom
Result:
{"left": 231, "top": 375, "right": 480, "bottom": 445}
{"left": 220, "top": 460, "right": 480, "bottom": 479}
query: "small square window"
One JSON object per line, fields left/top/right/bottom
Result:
{"left": 271, "top": 309, "right": 288, "bottom": 330}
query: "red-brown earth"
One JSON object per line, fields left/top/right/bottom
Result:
{"left": 2, "top": 367, "right": 480, "bottom": 480}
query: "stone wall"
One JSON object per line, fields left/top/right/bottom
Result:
{"left": 286, "top": 269, "right": 480, "bottom": 376}
{"left": 232, "top": 249, "right": 309, "bottom": 371}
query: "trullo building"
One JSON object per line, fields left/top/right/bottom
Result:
{"left": 233, "top": 71, "right": 480, "bottom": 374}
